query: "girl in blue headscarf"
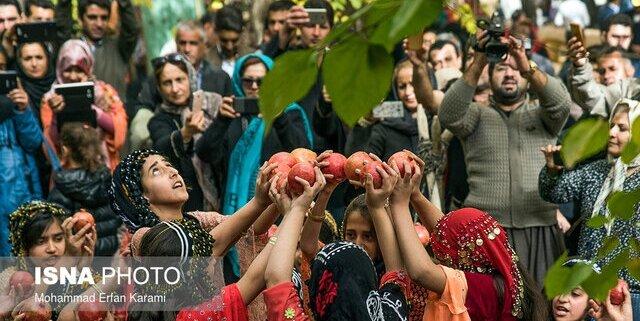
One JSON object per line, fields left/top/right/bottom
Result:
{"left": 195, "top": 53, "right": 313, "bottom": 278}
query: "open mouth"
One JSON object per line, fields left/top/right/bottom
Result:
{"left": 554, "top": 305, "right": 569, "bottom": 317}
{"left": 173, "top": 181, "right": 184, "bottom": 189}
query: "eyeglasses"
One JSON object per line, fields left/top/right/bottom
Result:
{"left": 152, "top": 53, "right": 187, "bottom": 71}
{"left": 241, "top": 77, "right": 263, "bottom": 87}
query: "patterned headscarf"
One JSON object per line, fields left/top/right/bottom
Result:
{"left": 137, "top": 218, "right": 219, "bottom": 306}
{"left": 430, "top": 208, "right": 524, "bottom": 319}
{"left": 309, "top": 242, "right": 409, "bottom": 321}
{"left": 9, "top": 201, "right": 70, "bottom": 257}
{"left": 56, "top": 40, "right": 94, "bottom": 83}
{"left": 109, "top": 149, "right": 161, "bottom": 232}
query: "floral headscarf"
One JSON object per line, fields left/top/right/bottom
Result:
{"left": 430, "top": 208, "right": 524, "bottom": 319}
{"left": 56, "top": 39, "right": 94, "bottom": 83}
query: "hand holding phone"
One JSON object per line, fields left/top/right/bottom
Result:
{"left": 305, "top": 8, "right": 327, "bottom": 26}
{"left": 570, "top": 23, "right": 584, "bottom": 45}
{"left": 0, "top": 71, "right": 18, "bottom": 95}
{"left": 233, "top": 97, "right": 260, "bottom": 115}
{"left": 192, "top": 90, "right": 203, "bottom": 114}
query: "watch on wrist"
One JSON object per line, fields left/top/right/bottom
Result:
{"left": 521, "top": 60, "right": 538, "bottom": 78}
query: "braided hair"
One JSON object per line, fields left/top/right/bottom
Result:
{"left": 109, "top": 149, "right": 162, "bottom": 232}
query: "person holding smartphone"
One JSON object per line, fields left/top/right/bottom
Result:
{"left": 0, "top": 58, "right": 44, "bottom": 256}
{"left": 196, "top": 53, "right": 313, "bottom": 220}
{"left": 39, "top": 40, "right": 127, "bottom": 172}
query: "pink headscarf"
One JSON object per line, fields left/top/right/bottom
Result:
{"left": 56, "top": 40, "right": 94, "bottom": 83}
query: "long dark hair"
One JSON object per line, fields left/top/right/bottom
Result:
{"left": 494, "top": 262, "right": 548, "bottom": 321}
{"left": 60, "top": 123, "right": 104, "bottom": 172}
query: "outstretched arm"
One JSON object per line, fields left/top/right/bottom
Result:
{"left": 389, "top": 161, "right": 446, "bottom": 294}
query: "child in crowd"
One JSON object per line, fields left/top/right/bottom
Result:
{"left": 48, "top": 123, "right": 121, "bottom": 257}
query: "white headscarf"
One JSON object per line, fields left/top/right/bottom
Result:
{"left": 592, "top": 98, "right": 640, "bottom": 234}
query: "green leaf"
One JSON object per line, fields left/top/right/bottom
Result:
{"left": 586, "top": 215, "right": 609, "bottom": 229}
{"left": 630, "top": 238, "right": 640, "bottom": 254}
{"left": 323, "top": 39, "right": 394, "bottom": 126}
{"left": 259, "top": 50, "right": 318, "bottom": 129}
{"left": 544, "top": 252, "right": 594, "bottom": 299}
{"left": 370, "top": 0, "right": 442, "bottom": 51}
{"left": 582, "top": 249, "right": 629, "bottom": 301}
{"left": 607, "top": 189, "right": 640, "bottom": 221}
{"left": 622, "top": 117, "right": 640, "bottom": 163}
{"left": 628, "top": 259, "right": 640, "bottom": 281}
{"left": 321, "top": 0, "right": 399, "bottom": 47}
{"left": 596, "top": 236, "right": 620, "bottom": 260}
{"left": 560, "top": 118, "right": 609, "bottom": 169}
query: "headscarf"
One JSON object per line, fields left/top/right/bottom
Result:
{"left": 109, "top": 149, "right": 161, "bottom": 232}
{"left": 154, "top": 53, "right": 222, "bottom": 210}
{"left": 9, "top": 201, "right": 70, "bottom": 257}
{"left": 56, "top": 40, "right": 94, "bottom": 83}
{"left": 309, "top": 242, "right": 409, "bottom": 321}
{"left": 231, "top": 53, "right": 273, "bottom": 97}
{"left": 137, "top": 219, "right": 220, "bottom": 304}
{"left": 592, "top": 98, "right": 640, "bottom": 234}
{"left": 430, "top": 208, "right": 524, "bottom": 320}
{"left": 16, "top": 42, "right": 56, "bottom": 114}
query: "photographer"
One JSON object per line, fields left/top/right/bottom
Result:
{"left": 439, "top": 30, "right": 571, "bottom": 284}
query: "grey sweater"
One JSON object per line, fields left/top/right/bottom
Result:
{"left": 439, "top": 76, "right": 571, "bottom": 228}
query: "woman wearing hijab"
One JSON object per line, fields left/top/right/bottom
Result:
{"left": 15, "top": 40, "right": 57, "bottom": 195}
{"left": 40, "top": 39, "right": 128, "bottom": 172}
{"left": 147, "top": 53, "right": 222, "bottom": 212}
{"left": 540, "top": 99, "right": 640, "bottom": 318}
{"left": 263, "top": 161, "right": 412, "bottom": 321}
{"left": 196, "top": 53, "right": 313, "bottom": 217}
{"left": 390, "top": 156, "right": 547, "bottom": 321}
{"left": 0, "top": 201, "right": 95, "bottom": 320}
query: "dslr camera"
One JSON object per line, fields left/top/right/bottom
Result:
{"left": 476, "top": 12, "right": 509, "bottom": 63}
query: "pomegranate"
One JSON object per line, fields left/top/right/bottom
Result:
{"left": 72, "top": 209, "right": 95, "bottom": 233}
{"left": 77, "top": 301, "right": 108, "bottom": 321}
{"left": 268, "top": 163, "right": 291, "bottom": 191}
{"left": 609, "top": 279, "right": 626, "bottom": 305}
{"left": 10, "top": 271, "right": 34, "bottom": 298}
{"left": 287, "top": 162, "right": 316, "bottom": 195}
{"left": 359, "top": 161, "right": 383, "bottom": 189}
{"left": 321, "top": 153, "right": 347, "bottom": 183}
{"left": 414, "top": 223, "right": 430, "bottom": 246}
{"left": 345, "top": 151, "right": 373, "bottom": 181}
{"left": 268, "top": 152, "right": 297, "bottom": 168}
{"left": 19, "top": 298, "right": 51, "bottom": 321}
{"left": 290, "top": 148, "right": 317, "bottom": 164}
{"left": 388, "top": 151, "right": 417, "bottom": 177}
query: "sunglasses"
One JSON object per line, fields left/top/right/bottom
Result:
{"left": 241, "top": 77, "right": 263, "bottom": 87}
{"left": 152, "top": 53, "right": 187, "bottom": 71}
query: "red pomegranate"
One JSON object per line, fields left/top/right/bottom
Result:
{"left": 609, "top": 279, "right": 626, "bottom": 305}
{"left": 19, "top": 299, "right": 51, "bottom": 321}
{"left": 10, "top": 271, "right": 34, "bottom": 298}
{"left": 268, "top": 163, "right": 291, "bottom": 191}
{"left": 268, "top": 152, "right": 297, "bottom": 168}
{"left": 388, "top": 151, "right": 417, "bottom": 177}
{"left": 414, "top": 223, "right": 431, "bottom": 246}
{"left": 345, "top": 151, "right": 373, "bottom": 181}
{"left": 359, "top": 161, "right": 383, "bottom": 189}
{"left": 72, "top": 209, "right": 95, "bottom": 233}
{"left": 287, "top": 162, "right": 316, "bottom": 195}
{"left": 290, "top": 148, "right": 317, "bottom": 164}
{"left": 321, "top": 153, "right": 347, "bottom": 183}
{"left": 77, "top": 301, "right": 108, "bottom": 321}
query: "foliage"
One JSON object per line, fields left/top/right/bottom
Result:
{"left": 256, "top": 0, "right": 640, "bottom": 303}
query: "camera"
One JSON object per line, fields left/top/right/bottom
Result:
{"left": 476, "top": 12, "right": 509, "bottom": 63}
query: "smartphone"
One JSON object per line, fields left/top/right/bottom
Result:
{"left": 570, "top": 22, "right": 584, "bottom": 44}
{"left": 192, "top": 90, "right": 203, "bottom": 114}
{"left": 0, "top": 71, "right": 17, "bottom": 95}
{"left": 54, "top": 81, "right": 97, "bottom": 129}
{"left": 372, "top": 101, "right": 404, "bottom": 119}
{"left": 15, "top": 22, "right": 57, "bottom": 44}
{"left": 305, "top": 8, "right": 327, "bottom": 26}
{"left": 407, "top": 33, "right": 423, "bottom": 51}
{"left": 553, "top": 149, "right": 564, "bottom": 167}
{"left": 233, "top": 97, "right": 260, "bottom": 115}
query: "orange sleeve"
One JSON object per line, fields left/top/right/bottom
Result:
{"left": 40, "top": 98, "right": 58, "bottom": 156}
{"left": 423, "top": 265, "right": 470, "bottom": 321}
{"left": 102, "top": 83, "right": 128, "bottom": 170}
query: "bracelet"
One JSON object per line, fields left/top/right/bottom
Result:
{"left": 268, "top": 236, "right": 278, "bottom": 246}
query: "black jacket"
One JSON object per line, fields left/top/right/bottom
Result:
{"left": 48, "top": 167, "right": 121, "bottom": 257}
{"left": 147, "top": 111, "right": 203, "bottom": 212}
{"left": 195, "top": 111, "right": 311, "bottom": 202}
{"left": 135, "top": 61, "right": 232, "bottom": 112}
{"left": 364, "top": 113, "right": 419, "bottom": 161}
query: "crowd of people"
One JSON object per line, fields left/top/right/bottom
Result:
{"left": 0, "top": 0, "right": 637, "bottom": 320}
